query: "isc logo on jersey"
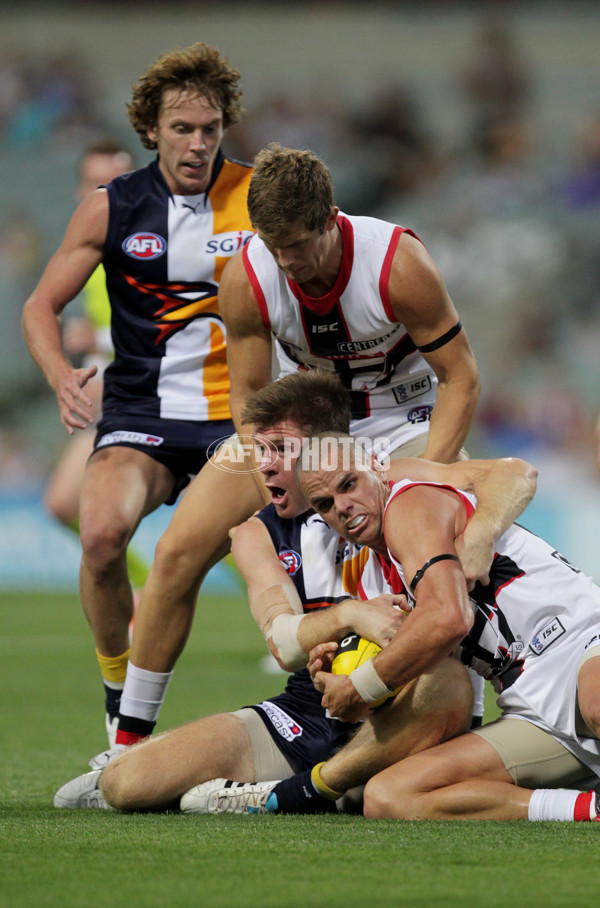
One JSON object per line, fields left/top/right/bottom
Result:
{"left": 205, "top": 230, "right": 254, "bottom": 255}
{"left": 122, "top": 233, "right": 167, "bottom": 259}
{"left": 529, "top": 617, "right": 565, "bottom": 655}
{"left": 393, "top": 375, "right": 432, "bottom": 403}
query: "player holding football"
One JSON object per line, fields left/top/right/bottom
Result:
{"left": 54, "top": 371, "right": 536, "bottom": 812}
{"left": 110, "top": 141, "right": 481, "bottom": 757}
{"left": 288, "top": 433, "right": 600, "bottom": 822}
{"left": 22, "top": 44, "right": 256, "bottom": 745}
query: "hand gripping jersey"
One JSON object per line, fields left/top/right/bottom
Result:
{"left": 102, "top": 154, "right": 253, "bottom": 422}
{"left": 382, "top": 479, "right": 600, "bottom": 770}
{"left": 243, "top": 214, "right": 437, "bottom": 454}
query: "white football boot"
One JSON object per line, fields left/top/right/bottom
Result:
{"left": 54, "top": 770, "right": 113, "bottom": 809}
{"left": 89, "top": 743, "right": 128, "bottom": 771}
{"left": 181, "top": 778, "right": 280, "bottom": 815}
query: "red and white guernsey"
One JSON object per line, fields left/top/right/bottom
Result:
{"left": 243, "top": 214, "right": 437, "bottom": 454}
{"left": 380, "top": 479, "right": 600, "bottom": 772}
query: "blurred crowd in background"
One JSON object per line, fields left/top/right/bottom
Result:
{"left": 1, "top": 7, "right": 599, "bottom": 495}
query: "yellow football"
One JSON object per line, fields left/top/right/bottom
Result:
{"left": 331, "top": 634, "right": 398, "bottom": 707}
{"left": 331, "top": 634, "right": 382, "bottom": 675}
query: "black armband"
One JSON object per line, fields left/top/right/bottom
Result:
{"left": 417, "top": 321, "right": 462, "bottom": 353}
{"left": 410, "top": 554, "right": 460, "bottom": 593}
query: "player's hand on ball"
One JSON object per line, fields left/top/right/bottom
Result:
{"left": 314, "top": 671, "right": 370, "bottom": 724}
{"left": 309, "top": 641, "right": 368, "bottom": 722}
{"left": 307, "top": 641, "right": 338, "bottom": 681}
{"left": 352, "top": 593, "right": 410, "bottom": 648}
{"left": 309, "top": 637, "right": 399, "bottom": 721}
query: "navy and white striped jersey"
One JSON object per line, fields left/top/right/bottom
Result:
{"left": 102, "top": 153, "right": 254, "bottom": 422}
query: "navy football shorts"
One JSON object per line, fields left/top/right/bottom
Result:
{"left": 94, "top": 414, "right": 235, "bottom": 505}
{"left": 245, "top": 670, "right": 360, "bottom": 773}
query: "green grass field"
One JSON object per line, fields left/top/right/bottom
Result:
{"left": 1, "top": 587, "right": 598, "bottom": 908}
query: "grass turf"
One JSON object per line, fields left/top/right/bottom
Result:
{"left": 1, "top": 589, "right": 598, "bottom": 908}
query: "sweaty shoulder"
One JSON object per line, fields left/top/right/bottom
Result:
{"left": 384, "top": 480, "right": 462, "bottom": 555}
{"left": 220, "top": 247, "right": 247, "bottom": 286}
{"left": 387, "top": 228, "right": 456, "bottom": 332}
{"left": 393, "top": 230, "right": 442, "bottom": 291}
{"left": 219, "top": 247, "right": 264, "bottom": 331}
{"left": 219, "top": 247, "right": 252, "bottom": 298}
{"left": 64, "top": 188, "right": 110, "bottom": 252}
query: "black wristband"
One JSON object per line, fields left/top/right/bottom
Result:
{"left": 410, "top": 554, "right": 460, "bottom": 593}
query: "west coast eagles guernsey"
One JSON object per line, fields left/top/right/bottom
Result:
{"left": 102, "top": 153, "right": 253, "bottom": 422}
{"left": 379, "top": 479, "right": 600, "bottom": 769}
{"left": 243, "top": 214, "right": 437, "bottom": 454}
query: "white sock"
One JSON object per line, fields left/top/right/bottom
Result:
{"left": 468, "top": 669, "right": 485, "bottom": 722}
{"left": 528, "top": 788, "right": 597, "bottom": 821}
{"left": 119, "top": 662, "right": 173, "bottom": 722}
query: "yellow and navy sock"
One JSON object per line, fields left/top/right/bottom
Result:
{"left": 96, "top": 647, "right": 130, "bottom": 720}
{"left": 268, "top": 764, "right": 342, "bottom": 814}
{"left": 310, "top": 762, "right": 344, "bottom": 800}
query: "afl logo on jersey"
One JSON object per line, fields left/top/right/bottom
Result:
{"left": 279, "top": 550, "right": 302, "bottom": 576}
{"left": 122, "top": 233, "right": 167, "bottom": 259}
{"left": 407, "top": 405, "right": 432, "bottom": 424}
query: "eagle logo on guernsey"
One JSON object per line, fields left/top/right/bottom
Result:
{"left": 122, "top": 233, "right": 167, "bottom": 259}
{"left": 279, "top": 550, "right": 302, "bottom": 576}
